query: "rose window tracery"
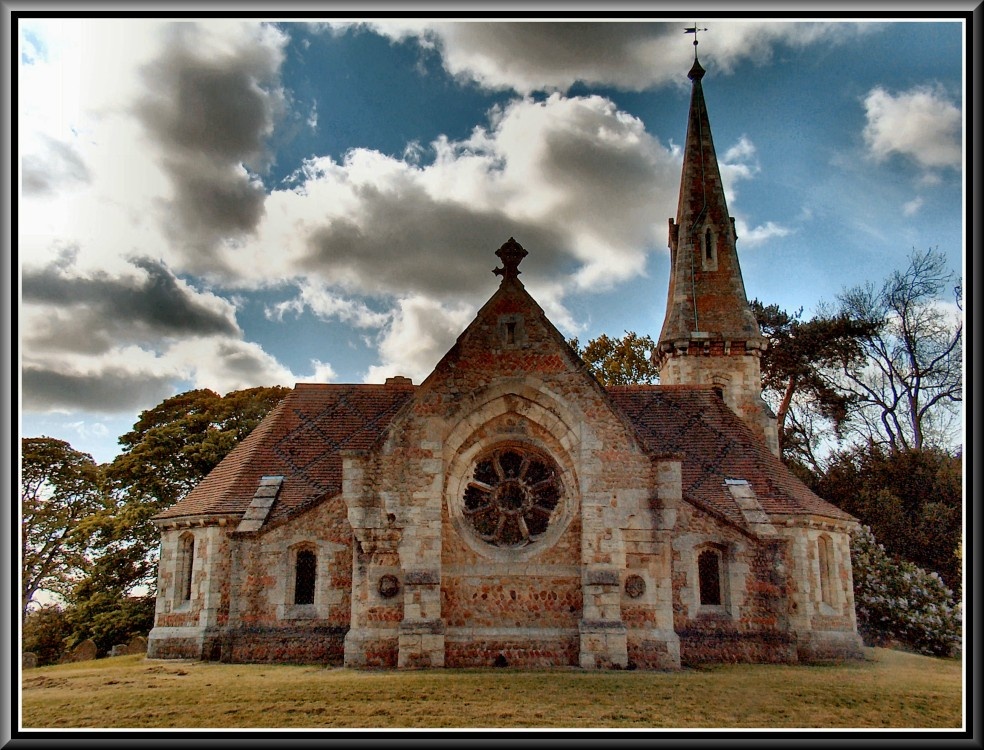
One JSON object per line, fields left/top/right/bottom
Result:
{"left": 462, "top": 446, "right": 562, "bottom": 548}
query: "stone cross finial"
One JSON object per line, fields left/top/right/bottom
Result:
{"left": 493, "top": 237, "right": 528, "bottom": 281}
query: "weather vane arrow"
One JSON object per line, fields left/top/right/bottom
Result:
{"left": 684, "top": 24, "right": 708, "bottom": 54}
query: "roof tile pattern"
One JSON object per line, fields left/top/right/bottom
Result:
{"left": 607, "top": 384, "right": 853, "bottom": 525}
{"left": 154, "top": 383, "right": 415, "bottom": 526}
{"left": 155, "top": 381, "right": 851, "bottom": 530}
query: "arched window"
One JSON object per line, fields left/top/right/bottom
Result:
{"left": 698, "top": 548, "right": 722, "bottom": 606}
{"left": 817, "top": 535, "right": 835, "bottom": 606}
{"left": 294, "top": 549, "right": 317, "bottom": 605}
{"left": 177, "top": 533, "right": 195, "bottom": 602}
{"left": 704, "top": 227, "right": 713, "bottom": 261}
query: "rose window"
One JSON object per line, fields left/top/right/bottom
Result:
{"left": 462, "top": 446, "right": 562, "bottom": 548}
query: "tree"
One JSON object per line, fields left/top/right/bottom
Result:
{"left": 92, "top": 386, "right": 291, "bottom": 595}
{"left": 569, "top": 331, "right": 659, "bottom": 386}
{"left": 21, "top": 438, "right": 106, "bottom": 617}
{"left": 22, "top": 605, "right": 74, "bottom": 666}
{"left": 65, "top": 547, "right": 156, "bottom": 656}
{"left": 751, "top": 300, "right": 878, "bottom": 466}
{"left": 816, "top": 445, "right": 962, "bottom": 594}
{"left": 836, "top": 248, "right": 962, "bottom": 453}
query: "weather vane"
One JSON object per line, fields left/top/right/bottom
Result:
{"left": 684, "top": 23, "right": 708, "bottom": 58}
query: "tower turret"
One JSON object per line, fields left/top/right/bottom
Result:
{"left": 656, "top": 55, "right": 779, "bottom": 456}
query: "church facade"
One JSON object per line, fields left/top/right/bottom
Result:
{"left": 147, "top": 58, "right": 864, "bottom": 669}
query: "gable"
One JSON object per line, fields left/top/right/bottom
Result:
{"left": 423, "top": 244, "right": 591, "bottom": 391}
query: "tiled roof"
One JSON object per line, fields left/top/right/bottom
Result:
{"left": 153, "top": 383, "right": 415, "bottom": 526}
{"left": 155, "top": 380, "right": 852, "bottom": 531}
{"left": 607, "top": 384, "right": 854, "bottom": 525}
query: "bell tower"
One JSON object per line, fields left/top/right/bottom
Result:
{"left": 656, "top": 51, "right": 779, "bottom": 456}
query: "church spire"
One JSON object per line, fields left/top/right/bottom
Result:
{"left": 656, "top": 48, "right": 778, "bottom": 456}
{"left": 658, "top": 52, "right": 762, "bottom": 349}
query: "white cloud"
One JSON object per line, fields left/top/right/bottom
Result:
{"left": 65, "top": 420, "right": 110, "bottom": 440}
{"left": 903, "top": 196, "right": 924, "bottom": 216}
{"left": 723, "top": 135, "right": 756, "bottom": 163}
{"left": 307, "top": 359, "right": 338, "bottom": 383}
{"left": 364, "top": 296, "right": 476, "bottom": 384}
{"left": 733, "top": 219, "right": 792, "bottom": 246}
{"left": 265, "top": 282, "right": 390, "bottom": 329}
{"left": 167, "top": 337, "right": 299, "bottom": 393}
{"left": 19, "top": 19, "right": 800, "bottom": 420}
{"left": 862, "top": 84, "right": 961, "bottom": 170}
{"left": 236, "top": 93, "right": 678, "bottom": 300}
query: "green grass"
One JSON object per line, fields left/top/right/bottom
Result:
{"left": 20, "top": 648, "right": 963, "bottom": 729}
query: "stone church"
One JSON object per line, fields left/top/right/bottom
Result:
{"left": 147, "top": 57, "right": 864, "bottom": 669}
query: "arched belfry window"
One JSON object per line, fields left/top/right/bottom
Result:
{"left": 697, "top": 548, "right": 722, "bottom": 606}
{"left": 294, "top": 549, "right": 317, "bottom": 605}
{"left": 177, "top": 533, "right": 195, "bottom": 603}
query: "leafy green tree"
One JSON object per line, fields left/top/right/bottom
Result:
{"left": 91, "top": 386, "right": 291, "bottom": 595}
{"left": 569, "top": 331, "right": 659, "bottom": 386}
{"left": 21, "top": 438, "right": 106, "bottom": 616}
{"left": 817, "top": 445, "right": 962, "bottom": 594}
{"left": 66, "top": 548, "right": 156, "bottom": 655}
{"left": 22, "top": 605, "right": 74, "bottom": 666}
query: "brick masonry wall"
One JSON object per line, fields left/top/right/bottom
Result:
{"left": 224, "top": 625, "right": 346, "bottom": 664}
{"left": 672, "top": 504, "right": 797, "bottom": 664}
{"left": 232, "top": 497, "right": 353, "bottom": 630}
{"left": 349, "top": 274, "right": 673, "bottom": 668}
{"left": 445, "top": 636, "right": 580, "bottom": 668}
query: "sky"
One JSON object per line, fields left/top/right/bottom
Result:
{"left": 17, "top": 16, "right": 966, "bottom": 465}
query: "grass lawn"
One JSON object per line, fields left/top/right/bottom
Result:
{"left": 20, "top": 647, "right": 963, "bottom": 730}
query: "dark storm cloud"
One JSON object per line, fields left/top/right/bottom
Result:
{"left": 135, "top": 23, "right": 286, "bottom": 261}
{"left": 22, "top": 256, "right": 239, "bottom": 354}
{"left": 22, "top": 365, "right": 176, "bottom": 413}
{"left": 440, "top": 22, "right": 668, "bottom": 81}
{"left": 22, "top": 135, "right": 91, "bottom": 195}
{"left": 213, "top": 340, "right": 284, "bottom": 379}
{"left": 304, "top": 187, "right": 567, "bottom": 298}
{"left": 354, "top": 21, "right": 864, "bottom": 94}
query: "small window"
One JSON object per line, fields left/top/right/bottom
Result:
{"left": 178, "top": 533, "right": 195, "bottom": 602}
{"left": 294, "top": 549, "right": 317, "bottom": 605}
{"left": 817, "top": 535, "right": 835, "bottom": 606}
{"left": 704, "top": 228, "right": 713, "bottom": 261}
{"left": 498, "top": 314, "right": 525, "bottom": 348}
{"left": 698, "top": 549, "right": 722, "bottom": 606}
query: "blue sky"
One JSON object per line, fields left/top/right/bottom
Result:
{"left": 18, "top": 17, "right": 966, "bottom": 464}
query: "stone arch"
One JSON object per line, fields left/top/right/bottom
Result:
{"left": 442, "top": 379, "right": 588, "bottom": 563}
{"left": 442, "top": 377, "right": 588, "bottom": 465}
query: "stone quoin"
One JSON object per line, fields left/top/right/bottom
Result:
{"left": 147, "top": 56, "right": 864, "bottom": 669}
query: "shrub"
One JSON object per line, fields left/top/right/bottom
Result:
{"left": 851, "top": 525, "right": 961, "bottom": 657}
{"left": 23, "top": 605, "right": 74, "bottom": 666}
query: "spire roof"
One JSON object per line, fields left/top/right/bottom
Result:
{"left": 658, "top": 56, "right": 763, "bottom": 348}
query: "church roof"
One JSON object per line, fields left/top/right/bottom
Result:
{"left": 154, "top": 379, "right": 852, "bottom": 530}
{"left": 153, "top": 381, "right": 415, "bottom": 527}
{"left": 607, "top": 384, "right": 853, "bottom": 525}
